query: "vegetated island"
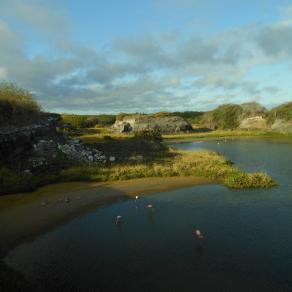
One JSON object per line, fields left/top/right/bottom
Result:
{"left": 0, "top": 82, "right": 280, "bottom": 196}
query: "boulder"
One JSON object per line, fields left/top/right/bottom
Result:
{"left": 239, "top": 116, "right": 268, "bottom": 130}
{"left": 112, "top": 115, "right": 192, "bottom": 134}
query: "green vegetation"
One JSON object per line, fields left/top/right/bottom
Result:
{"left": 163, "top": 129, "right": 292, "bottom": 140}
{"left": 0, "top": 167, "right": 39, "bottom": 194}
{"left": 51, "top": 150, "right": 277, "bottom": 189}
{"left": 0, "top": 148, "right": 276, "bottom": 195}
{"left": 0, "top": 82, "right": 41, "bottom": 126}
{"left": 173, "top": 111, "right": 204, "bottom": 124}
{"left": 116, "top": 111, "right": 204, "bottom": 124}
{"left": 241, "top": 102, "right": 267, "bottom": 118}
{"left": 61, "top": 114, "right": 116, "bottom": 128}
{"left": 211, "top": 104, "right": 243, "bottom": 130}
{"left": 267, "top": 102, "right": 292, "bottom": 125}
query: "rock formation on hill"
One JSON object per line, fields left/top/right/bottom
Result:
{"left": 112, "top": 115, "right": 193, "bottom": 133}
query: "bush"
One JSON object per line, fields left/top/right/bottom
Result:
{"left": 212, "top": 104, "right": 243, "bottom": 129}
{"left": 224, "top": 171, "right": 277, "bottom": 189}
{"left": 0, "top": 82, "right": 41, "bottom": 126}
{"left": 267, "top": 102, "right": 292, "bottom": 125}
{"left": 173, "top": 111, "right": 204, "bottom": 124}
{"left": 133, "top": 128, "right": 162, "bottom": 142}
{"left": 0, "top": 167, "right": 39, "bottom": 195}
{"left": 62, "top": 114, "right": 116, "bottom": 128}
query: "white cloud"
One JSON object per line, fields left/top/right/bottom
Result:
{"left": 0, "top": 0, "right": 292, "bottom": 113}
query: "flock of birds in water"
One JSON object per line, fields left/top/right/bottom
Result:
{"left": 115, "top": 195, "right": 205, "bottom": 241}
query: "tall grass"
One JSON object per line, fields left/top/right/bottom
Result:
{"left": 58, "top": 150, "right": 276, "bottom": 189}
{"left": 0, "top": 82, "right": 41, "bottom": 126}
{"left": 0, "top": 150, "right": 276, "bottom": 195}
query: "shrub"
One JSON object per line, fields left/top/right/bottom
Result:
{"left": 133, "top": 128, "right": 162, "bottom": 142}
{"left": 267, "top": 102, "right": 292, "bottom": 125}
{"left": 173, "top": 111, "right": 204, "bottom": 124}
{"left": 212, "top": 104, "right": 243, "bottom": 129}
{"left": 0, "top": 167, "right": 39, "bottom": 195}
{"left": 62, "top": 114, "right": 116, "bottom": 128}
{"left": 0, "top": 82, "right": 41, "bottom": 126}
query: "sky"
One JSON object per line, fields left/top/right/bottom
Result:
{"left": 0, "top": 0, "right": 292, "bottom": 114}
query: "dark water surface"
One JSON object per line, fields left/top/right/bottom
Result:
{"left": 4, "top": 139, "right": 292, "bottom": 291}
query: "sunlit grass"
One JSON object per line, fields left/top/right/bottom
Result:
{"left": 59, "top": 150, "right": 277, "bottom": 189}
{"left": 162, "top": 130, "right": 292, "bottom": 140}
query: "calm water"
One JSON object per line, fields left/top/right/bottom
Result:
{"left": 5, "top": 139, "right": 292, "bottom": 291}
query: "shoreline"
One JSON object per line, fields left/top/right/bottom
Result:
{"left": 162, "top": 132, "right": 292, "bottom": 143}
{"left": 0, "top": 176, "right": 213, "bottom": 257}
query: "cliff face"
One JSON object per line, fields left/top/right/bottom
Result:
{"left": 0, "top": 114, "right": 61, "bottom": 168}
{"left": 112, "top": 115, "right": 193, "bottom": 133}
{"left": 239, "top": 116, "right": 268, "bottom": 130}
{"left": 270, "top": 119, "right": 292, "bottom": 133}
{"left": 0, "top": 114, "right": 105, "bottom": 172}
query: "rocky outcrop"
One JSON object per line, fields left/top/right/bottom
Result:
{"left": 112, "top": 115, "right": 192, "bottom": 133}
{"left": 28, "top": 138, "right": 106, "bottom": 170}
{"left": 0, "top": 114, "right": 61, "bottom": 168}
{"left": 0, "top": 114, "right": 106, "bottom": 171}
{"left": 239, "top": 116, "right": 268, "bottom": 130}
{"left": 197, "top": 102, "right": 269, "bottom": 131}
{"left": 271, "top": 119, "right": 292, "bottom": 133}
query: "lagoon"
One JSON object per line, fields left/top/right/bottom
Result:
{"left": 4, "top": 139, "right": 292, "bottom": 291}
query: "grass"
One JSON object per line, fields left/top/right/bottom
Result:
{"left": 0, "top": 82, "right": 41, "bottom": 126}
{"left": 163, "top": 129, "right": 292, "bottom": 140}
{"left": 58, "top": 150, "right": 276, "bottom": 189}
{"left": 0, "top": 149, "right": 276, "bottom": 195}
{"left": 74, "top": 128, "right": 292, "bottom": 144}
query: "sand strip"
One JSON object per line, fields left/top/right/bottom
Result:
{"left": 0, "top": 176, "right": 213, "bottom": 256}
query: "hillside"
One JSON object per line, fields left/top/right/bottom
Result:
{"left": 64, "top": 102, "right": 292, "bottom": 134}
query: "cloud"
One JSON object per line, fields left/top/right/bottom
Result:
{"left": 0, "top": 0, "right": 69, "bottom": 36}
{"left": 0, "top": 0, "right": 292, "bottom": 113}
{"left": 257, "top": 22, "right": 292, "bottom": 57}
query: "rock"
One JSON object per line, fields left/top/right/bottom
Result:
{"left": 0, "top": 114, "right": 61, "bottom": 168}
{"left": 239, "top": 116, "right": 268, "bottom": 130}
{"left": 112, "top": 115, "right": 192, "bottom": 134}
{"left": 271, "top": 119, "right": 292, "bottom": 133}
{"left": 109, "top": 156, "right": 116, "bottom": 162}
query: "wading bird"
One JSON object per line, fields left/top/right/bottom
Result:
{"left": 115, "top": 215, "right": 122, "bottom": 224}
{"left": 195, "top": 229, "right": 204, "bottom": 240}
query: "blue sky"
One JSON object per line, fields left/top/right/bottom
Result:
{"left": 0, "top": 0, "right": 292, "bottom": 113}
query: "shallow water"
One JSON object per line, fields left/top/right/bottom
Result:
{"left": 5, "top": 139, "right": 292, "bottom": 291}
